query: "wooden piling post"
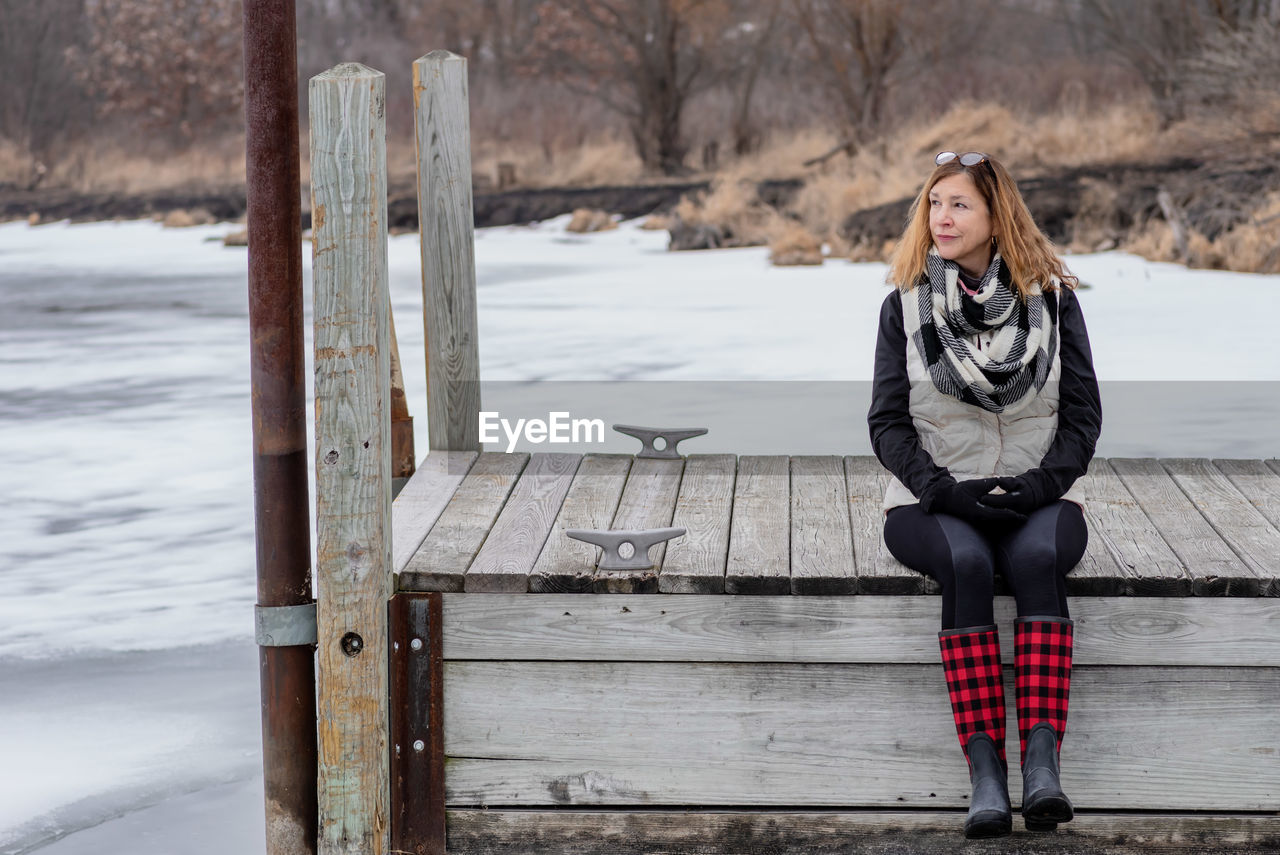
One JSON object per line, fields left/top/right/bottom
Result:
{"left": 389, "top": 307, "right": 416, "bottom": 483}
{"left": 309, "top": 62, "right": 392, "bottom": 855}
{"left": 413, "top": 50, "right": 481, "bottom": 451}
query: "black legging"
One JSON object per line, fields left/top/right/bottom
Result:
{"left": 883, "top": 500, "right": 1088, "bottom": 630}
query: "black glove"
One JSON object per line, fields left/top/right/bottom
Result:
{"left": 923, "top": 476, "right": 1029, "bottom": 526}
{"left": 978, "top": 475, "right": 1050, "bottom": 515}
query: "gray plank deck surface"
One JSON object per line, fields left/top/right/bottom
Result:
{"left": 596, "top": 457, "right": 684, "bottom": 593}
{"left": 528, "top": 454, "right": 631, "bottom": 593}
{"left": 463, "top": 452, "right": 580, "bottom": 593}
{"left": 789, "top": 456, "right": 856, "bottom": 595}
{"left": 394, "top": 455, "right": 1280, "bottom": 596}
{"left": 659, "top": 454, "right": 735, "bottom": 594}
{"left": 725, "top": 455, "right": 789, "bottom": 594}
{"left": 399, "top": 452, "right": 528, "bottom": 592}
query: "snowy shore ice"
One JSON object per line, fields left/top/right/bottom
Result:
{"left": 2, "top": 215, "right": 1278, "bottom": 851}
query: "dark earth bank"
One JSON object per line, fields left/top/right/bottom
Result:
{"left": 3, "top": 157, "right": 1276, "bottom": 249}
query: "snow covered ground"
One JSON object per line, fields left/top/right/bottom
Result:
{"left": 1, "top": 215, "right": 1277, "bottom": 853}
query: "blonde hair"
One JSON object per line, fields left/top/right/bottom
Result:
{"left": 886, "top": 155, "right": 1078, "bottom": 297}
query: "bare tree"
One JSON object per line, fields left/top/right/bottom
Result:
{"left": 719, "top": 0, "right": 786, "bottom": 157}
{"left": 0, "top": 0, "right": 91, "bottom": 171}
{"left": 789, "top": 0, "right": 915, "bottom": 155}
{"left": 1071, "top": 0, "right": 1279, "bottom": 126}
{"left": 69, "top": 0, "right": 245, "bottom": 143}
{"left": 1182, "top": 12, "right": 1280, "bottom": 135}
{"left": 523, "top": 0, "right": 732, "bottom": 175}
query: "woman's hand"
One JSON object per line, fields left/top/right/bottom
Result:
{"left": 978, "top": 475, "right": 1048, "bottom": 514}
{"left": 924, "top": 476, "right": 1029, "bottom": 526}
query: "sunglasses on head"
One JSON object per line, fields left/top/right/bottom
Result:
{"left": 935, "top": 150, "right": 988, "bottom": 167}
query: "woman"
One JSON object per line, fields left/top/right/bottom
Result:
{"left": 867, "top": 151, "right": 1102, "bottom": 839}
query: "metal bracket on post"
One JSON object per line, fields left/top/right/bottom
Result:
{"left": 613, "top": 424, "right": 707, "bottom": 458}
{"left": 254, "top": 603, "right": 318, "bottom": 647}
{"left": 565, "top": 527, "right": 687, "bottom": 571}
{"left": 390, "top": 592, "right": 445, "bottom": 855}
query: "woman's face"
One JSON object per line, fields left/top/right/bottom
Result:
{"left": 929, "top": 172, "right": 994, "bottom": 277}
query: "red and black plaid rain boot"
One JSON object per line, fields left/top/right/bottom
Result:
{"left": 939, "top": 625, "right": 1012, "bottom": 839}
{"left": 1014, "top": 616, "right": 1075, "bottom": 831}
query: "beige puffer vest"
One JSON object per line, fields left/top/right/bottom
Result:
{"left": 882, "top": 287, "right": 1086, "bottom": 514}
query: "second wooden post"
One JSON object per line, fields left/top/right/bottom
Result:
{"left": 309, "top": 62, "right": 393, "bottom": 855}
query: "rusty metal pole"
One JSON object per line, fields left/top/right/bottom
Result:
{"left": 243, "top": 1, "right": 318, "bottom": 853}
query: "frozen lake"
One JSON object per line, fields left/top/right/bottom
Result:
{"left": 1, "top": 215, "right": 1278, "bottom": 852}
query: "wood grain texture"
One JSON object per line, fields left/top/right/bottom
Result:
{"left": 725, "top": 455, "right": 790, "bottom": 595}
{"left": 438, "top": 594, "right": 1280, "bottom": 667}
{"left": 660, "top": 454, "right": 735, "bottom": 593}
{"left": 528, "top": 454, "right": 632, "bottom": 593}
{"left": 594, "top": 457, "right": 684, "bottom": 593}
{"left": 1164, "top": 458, "right": 1280, "bottom": 595}
{"left": 464, "top": 453, "right": 581, "bottom": 592}
{"left": 399, "top": 452, "right": 528, "bottom": 591}
{"left": 441, "top": 661, "right": 1280, "bottom": 810}
{"left": 309, "top": 62, "right": 391, "bottom": 855}
{"left": 444, "top": 810, "right": 1280, "bottom": 854}
{"left": 1216, "top": 458, "right": 1280, "bottom": 533}
{"left": 1109, "top": 458, "right": 1255, "bottom": 595}
{"left": 414, "top": 51, "right": 480, "bottom": 451}
{"left": 1068, "top": 459, "right": 1189, "bottom": 596}
{"left": 844, "top": 456, "right": 934, "bottom": 594}
{"left": 391, "top": 450, "right": 477, "bottom": 574}
{"left": 790, "top": 456, "right": 855, "bottom": 594}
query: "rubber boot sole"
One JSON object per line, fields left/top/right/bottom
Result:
{"left": 1023, "top": 792, "right": 1074, "bottom": 831}
{"left": 966, "top": 810, "right": 1014, "bottom": 839}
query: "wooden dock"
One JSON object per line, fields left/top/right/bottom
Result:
{"left": 296, "top": 58, "right": 1280, "bottom": 854}
{"left": 383, "top": 451, "right": 1280, "bottom": 852}
{"left": 393, "top": 452, "right": 1280, "bottom": 597}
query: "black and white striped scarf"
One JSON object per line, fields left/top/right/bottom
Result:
{"left": 902, "top": 248, "right": 1056, "bottom": 414}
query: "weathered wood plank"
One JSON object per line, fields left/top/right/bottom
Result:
{"left": 391, "top": 450, "right": 477, "bottom": 574}
{"left": 528, "top": 455, "right": 632, "bottom": 593}
{"left": 594, "top": 457, "right": 684, "bottom": 594}
{"left": 463, "top": 453, "right": 581, "bottom": 593}
{"left": 1067, "top": 459, "right": 1189, "bottom": 596}
{"left": 309, "top": 62, "right": 391, "bottom": 855}
{"left": 1215, "top": 458, "right": 1280, "bottom": 533}
{"left": 844, "top": 456, "right": 933, "bottom": 594}
{"left": 790, "top": 456, "right": 855, "bottom": 594}
{"left": 444, "top": 810, "right": 1280, "bottom": 854}
{"left": 438, "top": 594, "right": 1280, "bottom": 667}
{"left": 399, "top": 452, "right": 529, "bottom": 592}
{"left": 442, "top": 662, "right": 1280, "bottom": 810}
{"left": 1109, "top": 458, "right": 1256, "bottom": 595}
{"left": 660, "top": 454, "right": 735, "bottom": 594}
{"left": 414, "top": 50, "right": 480, "bottom": 452}
{"left": 725, "top": 455, "right": 790, "bottom": 595}
{"left": 1165, "top": 458, "right": 1280, "bottom": 596}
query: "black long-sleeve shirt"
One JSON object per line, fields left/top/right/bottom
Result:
{"left": 867, "top": 286, "right": 1102, "bottom": 507}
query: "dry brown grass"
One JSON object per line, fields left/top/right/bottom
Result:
{"left": 768, "top": 222, "right": 824, "bottom": 266}
{"left": 38, "top": 135, "right": 247, "bottom": 193}
{"left": 1212, "top": 191, "right": 1280, "bottom": 273}
{"left": 714, "top": 128, "right": 844, "bottom": 183}
{"left": 0, "top": 138, "right": 35, "bottom": 186}
{"left": 682, "top": 99, "right": 1274, "bottom": 270}
{"left": 672, "top": 100, "right": 1173, "bottom": 264}
{"left": 1121, "top": 191, "right": 1280, "bottom": 273}
{"left": 673, "top": 176, "right": 784, "bottom": 247}
{"left": 1067, "top": 178, "right": 1126, "bottom": 253}
{"left": 565, "top": 208, "right": 617, "bottom": 233}
{"left": 471, "top": 134, "right": 645, "bottom": 189}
